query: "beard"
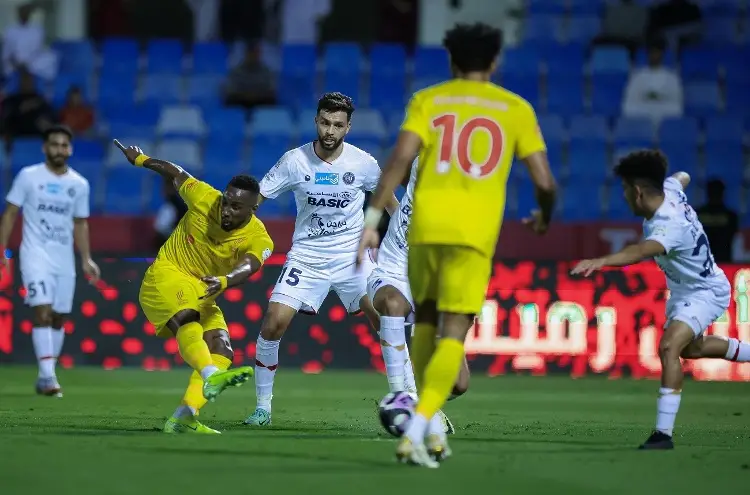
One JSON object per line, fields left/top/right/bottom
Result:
{"left": 47, "top": 155, "right": 68, "bottom": 168}
{"left": 317, "top": 135, "right": 343, "bottom": 151}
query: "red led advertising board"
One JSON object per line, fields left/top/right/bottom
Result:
{"left": 1, "top": 257, "right": 748, "bottom": 381}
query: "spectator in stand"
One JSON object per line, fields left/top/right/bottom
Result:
{"left": 622, "top": 38, "right": 683, "bottom": 125}
{"left": 222, "top": 44, "right": 276, "bottom": 110}
{"left": 696, "top": 179, "right": 738, "bottom": 263}
{"left": 59, "top": 86, "right": 95, "bottom": 135}
{"left": 184, "top": 0, "right": 220, "bottom": 41}
{"left": 153, "top": 178, "right": 188, "bottom": 250}
{"left": 592, "top": 0, "right": 648, "bottom": 58}
{"left": 647, "top": 0, "right": 702, "bottom": 49}
{"left": 1, "top": 3, "right": 59, "bottom": 81}
{"left": 0, "top": 68, "right": 55, "bottom": 150}
{"left": 281, "top": 0, "right": 331, "bottom": 44}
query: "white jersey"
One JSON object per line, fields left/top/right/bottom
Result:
{"left": 377, "top": 160, "right": 418, "bottom": 274}
{"left": 643, "top": 177, "right": 729, "bottom": 297}
{"left": 259, "top": 142, "right": 381, "bottom": 258}
{"left": 6, "top": 163, "right": 90, "bottom": 276}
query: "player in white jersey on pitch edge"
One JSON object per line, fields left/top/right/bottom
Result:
{"left": 244, "top": 92, "right": 399, "bottom": 426}
{"left": 366, "top": 159, "right": 471, "bottom": 441}
{"left": 572, "top": 150, "right": 750, "bottom": 450}
{"left": 0, "top": 125, "right": 101, "bottom": 397}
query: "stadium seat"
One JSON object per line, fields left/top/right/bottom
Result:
{"left": 368, "top": 73, "right": 407, "bottom": 114}
{"left": 105, "top": 138, "right": 156, "bottom": 167}
{"left": 146, "top": 39, "right": 184, "bottom": 74}
{"left": 203, "top": 107, "right": 246, "bottom": 140}
{"left": 613, "top": 117, "right": 655, "bottom": 147}
{"left": 545, "top": 76, "right": 585, "bottom": 116}
{"left": 684, "top": 81, "right": 722, "bottom": 117}
{"left": 100, "top": 38, "right": 139, "bottom": 74}
{"left": 369, "top": 44, "right": 407, "bottom": 78}
{"left": 680, "top": 47, "right": 720, "bottom": 80}
{"left": 563, "top": 182, "right": 604, "bottom": 220}
{"left": 661, "top": 144, "right": 700, "bottom": 179}
{"left": 204, "top": 138, "right": 245, "bottom": 171}
{"left": 347, "top": 137, "right": 383, "bottom": 158}
{"left": 51, "top": 74, "right": 92, "bottom": 107}
{"left": 277, "top": 72, "right": 318, "bottom": 110}
{"left": 526, "top": 0, "right": 566, "bottom": 15}
{"left": 589, "top": 47, "right": 630, "bottom": 74}
{"left": 704, "top": 143, "right": 744, "bottom": 183}
{"left": 543, "top": 44, "right": 585, "bottom": 74}
{"left": 502, "top": 46, "right": 542, "bottom": 76}
{"left": 73, "top": 139, "right": 105, "bottom": 162}
{"left": 702, "top": 0, "right": 741, "bottom": 16}
{"left": 503, "top": 73, "right": 540, "bottom": 108}
{"left": 658, "top": 117, "right": 699, "bottom": 145}
{"left": 634, "top": 48, "right": 676, "bottom": 68}
{"left": 321, "top": 71, "right": 361, "bottom": 106}
{"left": 97, "top": 72, "right": 137, "bottom": 106}
{"left": 201, "top": 167, "right": 244, "bottom": 190}
{"left": 155, "top": 140, "right": 202, "bottom": 172}
{"left": 101, "top": 168, "right": 148, "bottom": 214}
{"left": 53, "top": 40, "right": 95, "bottom": 76}
{"left": 590, "top": 74, "right": 628, "bottom": 117}
{"left": 156, "top": 105, "right": 207, "bottom": 139}
{"left": 538, "top": 114, "right": 566, "bottom": 144}
{"left": 565, "top": 16, "right": 600, "bottom": 44}
{"left": 297, "top": 109, "right": 320, "bottom": 143}
{"left": 348, "top": 109, "right": 386, "bottom": 140}
{"left": 248, "top": 106, "right": 295, "bottom": 142}
{"left": 568, "top": 0, "right": 605, "bottom": 15}
{"left": 568, "top": 143, "right": 609, "bottom": 181}
{"left": 414, "top": 46, "right": 450, "bottom": 79}
{"left": 249, "top": 140, "right": 290, "bottom": 174}
{"left": 605, "top": 186, "right": 633, "bottom": 220}
{"left": 185, "top": 75, "right": 224, "bottom": 109}
{"left": 323, "top": 43, "right": 363, "bottom": 75}
{"left": 703, "top": 17, "right": 740, "bottom": 44}
{"left": 192, "top": 42, "right": 230, "bottom": 75}
{"left": 705, "top": 116, "right": 745, "bottom": 145}
{"left": 569, "top": 115, "right": 609, "bottom": 144}
{"left": 104, "top": 103, "right": 161, "bottom": 141}
{"left": 140, "top": 75, "right": 184, "bottom": 105}
{"left": 281, "top": 45, "right": 317, "bottom": 76}
{"left": 9, "top": 138, "right": 44, "bottom": 172}
{"left": 523, "top": 16, "right": 565, "bottom": 44}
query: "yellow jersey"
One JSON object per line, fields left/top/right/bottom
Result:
{"left": 401, "top": 79, "right": 546, "bottom": 258}
{"left": 156, "top": 177, "right": 274, "bottom": 278}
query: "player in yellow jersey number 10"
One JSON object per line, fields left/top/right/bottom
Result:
{"left": 358, "top": 23, "right": 557, "bottom": 467}
{"left": 113, "top": 139, "right": 275, "bottom": 434}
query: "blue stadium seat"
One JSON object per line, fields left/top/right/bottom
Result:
{"left": 248, "top": 106, "right": 295, "bottom": 142}
{"left": 97, "top": 72, "right": 137, "bottom": 106}
{"left": 684, "top": 81, "right": 722, "bottom": 117}
{"left": 705, "top": 143, "right": 744, "bottom": 183}
{"left": 249, "top": 141, "right": 289, "bottom": 174}
{"left": 10, "top": 138, "right": 44, "bottom": 171}
{"left": 538, "top": 115, "right": 566, "bottom": 144}
{"left": 323, "top": 43, "right": 363, "bottom": 75}
{"left": 51, "top": 74, "right": 92, "bottom": 107}
{"left": 348, "top": 109, "right": 386, "bottom": 140}
{"left": 53, "top": 40, "right": 95, "bottom": 76}
{"left": 526, "top": 0, "right": 566, "bottom": 15}
{"left": 545, "top": 77, "right": 584, "bottom": 116}
{"left": 369, "top": 44, "right": 407, "bottom": 78}
{"left": 680, "top": 48, "right": 720, "bottom": 80}
{"left": 204, "top": 137, "right": 245, "bottom": 170}
{"left": 277, "top": 72, "right": 318, "bottom": 110}
{"left": 565, "top": 16, "right": 600, "bottom": 44}
{"left": 100, "top": 38, "right": 139, "bottom": 74}
{"left": 606, "top": 187, "right": 633, "bottom": 220}
{"left": 192, "top": 42, "right": 230, "bottom": 75}
{"left": 661, "top": 144, "right": 700, "bottom": 179}
{"left": 157, "top": 105, "right": 207, "bottom": 139}
{"left": 347, "top": 137, "right": 382, "bottom": 158}
{"left": 568, "top": 143, "right": 609, "bottom": 181}
{"left": 568, "top": 0, "right": 605, "bottom": 15}
{"left": 569, "top": 115, "right": 609, "bottom": 144}
{"left": 702, "top": 0, "right": 741, "bottom": 16}
{"left": 613, "top": 117, "right": 655, "bottom": 147}
{"left": 3, "top": 72, "right": 42, "bottom": 93}
{"left": 523, "top": 16, "right": 565, "bottom": 44}
{"left": 543, "top": 44, "right": 585, "bottom": 74}
{"left": 140, "top": 75, "right": 184, "bottom": 105}
{"left": 368, "top": 73, "right": 406, "bottom": 114}
{"left": 73, "top": 139, "right": 105, "bottom": 162}
{"left": 155, "top": 139, "right": 203, "bottom": 172}
{"left": 146, "top": 39, "right": 184, "bottom": 74}
{"left": 414, "top": 47, "right": 450, "bottom": 79}
{"left": 104, "top": 103, "right": 161, "bottom": 139}
{"left": 201, "top": 167, "right": 244, "bottom": 190}
{"left": 281, "top": 45, "right": 317, "bottom": 76}
{"left": 703, "top": 18, "right": 740, "bottom": 44}
{"left": 658, "top": 117, "right": 699, "bottom": 145}
{"left": 185, "top": 75, "right": 224, "bottom": 109}
{"left": 296, "top": 109, "right": 319, "bottom": 143}
{"left": 590, "top": 75, "right": 628, "bottom": 117}
{"left": 503, "top": 73, "right": 540, "bottom": 108}
{"left": 634, "top": 48, "right": 676, "bottom": 68}
{"left": 502, "top": 46, "right": 542, "bottom": 75}
{"left": 589, "top": 47, "right": 630, "bottom": 74}
{"left": 321, "top": 71, "right": 361, "bottom": 106}
{"left": 563, "top": 182, "right": 604, "bottom": 220}
{"left": 411, "top": 75, "right": 445, "bottom": 94}
{"left": 203, "top": 107, "right": 246, "bottom": 140}
{"left": 725, "top": 83, "right": 750, "bottom": 115}
{"left": 102, "top": 168, "right": 147, "bottom": 214}
{"left": 705, "top": 116, "right": 745, "bottom": 145}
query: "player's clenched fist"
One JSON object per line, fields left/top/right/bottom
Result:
{"left": 113, "top": 139, "right": 144, "bottom": 165}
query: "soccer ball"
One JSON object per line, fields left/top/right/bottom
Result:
{"left": 378, "top": 391, "right": 416, "bottom": 437}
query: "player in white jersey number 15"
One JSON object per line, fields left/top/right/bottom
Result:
{"left": 572, "top": 150, "right": 750, "bottom": 450}
{"left": 366, "top": 158, "right": 470, "bottom": 438}
{"left": 0, "top": 125, "right": 100, "bottom": 397}
{"left": 244, "top": 93, "right": 400, "bottom": 426}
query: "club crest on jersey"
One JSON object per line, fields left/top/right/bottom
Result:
{"left": 343, "top": 172, "right": 355, "bottom": 185}
{"left": 314, "top": 172, "right": 339, "bottom": 185}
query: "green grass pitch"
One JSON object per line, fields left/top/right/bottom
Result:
{"left": 1, "top": 367, "right": 749, "bottom": 494}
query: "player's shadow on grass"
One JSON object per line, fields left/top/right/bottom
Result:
{"left": 139, "top": 446, "right": 395, "bottom": 470}
{"left": 48, "top": 425, "right": 162, "bottom": 436}
{"left": 451, "top": 436, "right": 637, "bottom": 453}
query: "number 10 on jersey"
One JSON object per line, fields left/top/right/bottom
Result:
{"left": 432, "top": 114, "right": 504, "bottom": 179}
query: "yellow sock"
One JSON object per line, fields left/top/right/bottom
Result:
{"left": 416, "top": 338, "right": 464, "bottom": 419}
{"left": 182, "top": 354, "right": 232, "bottom": 414}
{"left": 175, "top": 321, "right": 213, "bottom": 372}
{"left": 409, "top": 323, "right": 437, "bottom": 391}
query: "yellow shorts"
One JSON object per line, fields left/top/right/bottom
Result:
{"left": 407, "top": 245, "right": 492, "bottom": 315}
{"left": 139, "top": 262, "right": 227, "bottom": 338}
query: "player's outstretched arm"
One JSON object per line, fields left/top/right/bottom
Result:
{"left": 571, "top": 240, "right": 665, "bottom": 277}
{"left": 113, "top": 139, "right": 192, "bottom": 189}
{"left": 671, "top": 172, "right": 691, "bottom": 190}
{"left": 0, "top": 203, "right": 20, "bottom": 270}
{"left": 200, "top": 254, "right": 261, "bottom": 299}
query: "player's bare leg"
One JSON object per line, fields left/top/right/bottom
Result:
{"left": 166, "top": 310, "right": 252, "bottom": 405}
{"left": 680, "top": 334, "right": 750, "bottom": 362}
{"left": 165, "top": 329, "right": 235, "bottom": 434}
{"left": 244, "top": 301, "right": 298, "bottom": 426}
{"left": 31, "top": 304, "right": 62, "bottom": 397}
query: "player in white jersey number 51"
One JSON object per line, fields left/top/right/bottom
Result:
{"left": 0, "top": 125, "right": 100, "bottom": 397}
{"left": 244, "top": 93, "right": 399, "bottom": 426}
{"left": 572, "top": 150, "right": 750, "bottom": 450}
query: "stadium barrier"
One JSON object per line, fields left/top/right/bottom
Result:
{"left": 2, "top": 257, "right": 748, "bottom": 382}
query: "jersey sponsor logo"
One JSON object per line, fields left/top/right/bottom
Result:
{"left": 340, "top": 191, "right": 353, "bottom": 200}
{"left": 37, "top": 203, "right": 70, "bottom": 215}
{"left": 176, "top": 290, "right": 188, "bottom": 306}
{"left": 343, "top": 172, "right": 355, "bottom": 185}
{"left": 314, "top": 172, "right": 339, "bottom": 185}
{"left": 46, "top": 183, "right": 62, "bottom": 194}
{"left": 307, "top": 196, "right": 351, "bottom": 208}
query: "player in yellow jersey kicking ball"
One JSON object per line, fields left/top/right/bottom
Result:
{"left": 113, "top": 139, "right": 274, "bottom": 434}
{"left": 357, "top": 23, "right": 558, "bottom": 467}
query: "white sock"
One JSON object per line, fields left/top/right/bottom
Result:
{"left": 255, "top": 335, "right": 280, "bottom": 412}
{"left": 725, "top": 338, "right": 750, "bottom": 362}
{"left": 199, "top": 365, "right": 219, "bottom": 380}
{"left": 32, "top": 326, "right": 56, "bottom": 378}
{"left": 52, "top": 327, "right": 65, "bottom": 358}
{"left": 403, "top": 351, "right": 417, "bottom": 394}
{"left": 173, "top": 405, "right": 196, "bottom": 419}
{"left": 655, "top": 387, "right": 681, "bottom": 437}
{"left": 426, "top": 413, "right": 446, "bottom": 441}
{"left": 380, "top": 316, "right": 408, "bottom": 392}
{"left": 404, "top": 413, "right": 429, "bottom": 445}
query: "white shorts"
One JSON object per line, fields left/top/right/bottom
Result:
{"left": 21, "top": 270, "right": 76, "bottom": 314}
{"left": 270, "top": 250, "right": 377, "bottom": 314}
{"left": 665, "top": 286, "right": 731, "bottom": 337}
{"left": 366, "top": 266, "right": 414, "bottom": 318}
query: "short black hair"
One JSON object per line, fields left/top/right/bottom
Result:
{"left": 317, "top": 92, "right": 355, "bottom": 120}
{"left": 443, "top": 23, "right": 503, "bottom": 73}
{"left": 43, "top": 124, "right": 73, "bottom": 142}
{"left": 614, "top": 150, "right": 668, "bottom": 191}
{"left": 227, "top": 174, "right": 260, "bottom": 194}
